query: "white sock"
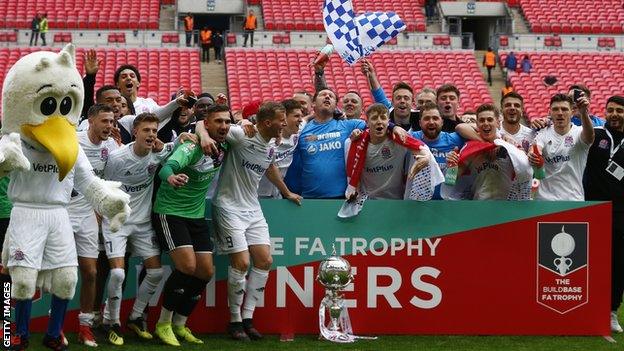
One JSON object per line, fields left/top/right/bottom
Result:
{"left": 227, "top": 266, "right": 247, "bottom": 323}
{"left": 105, "top": 268, "right": 125, "bottom": 325}
{"left": 172, "top": 313, "right": 188, "bottom": 327}
{"left": 78, "top": 311, "right": 94, "bottom": 327}
{"left": 130, "top": 268, "right": 163, "bottom": 320}
{"left": 242, "top": 267, "right": 269, "bottom": 320}
{"left": 158, "top": 307, "right": 174, "bottom": 324}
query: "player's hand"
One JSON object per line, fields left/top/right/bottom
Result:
{"left": 408, "top": 153, "right": 429, "bottom": 179}
{"left": 530, "top": 117, "right": 550, "bottom": 130}
{"left": 446, "top": 147, "right": 459, "bottom": 166}
{"left": 178, "top": 132, "right": 198, "bottom": 144}
{"left": 200, "top": 134, "right": 218, "bottom": 156}
{"left": 152, "top": 138, "right": 165, "bottom": 152}
{"left": 168, "top": 173, "right": 189, "bottom": 188}
{"left": 392, "top": 126, "right": 408, "bottom": 143}
{"left": 528, "top": 147, "right": 543, "bottom": 167}
{"left": 349, "top": 129, "right": 363, "bottom": 141}
{"left": 239, "top": 119, "right": 257, "bottom": 137}
{"left": 84, "top": 49, "right": 101, "bottom": 75}
{"left": 111, "top": 127, "right": 122, "bottom": 145}
{"left": 576, "top": 94, "right": 590, "bottom": 115}
{"left": 174, "top": 87, "right": 189, "bottom": 107}
{"left": 216, "top": 93, "right": 228, "bottom": 105}
{"left": 284, "top": 191, "right": 302, "bottom": 206}
{"left": 345, "top": 185, "right": 358, "bottom": 202}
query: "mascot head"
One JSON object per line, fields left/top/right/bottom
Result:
{"left": 1, "top": 44, "right": 84, "bottom": 181}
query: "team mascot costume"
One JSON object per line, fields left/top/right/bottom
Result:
{"left": 0, "top": 44, "right": 131, "bottom": 349}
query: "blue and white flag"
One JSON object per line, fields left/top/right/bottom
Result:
{"left": 323, "top": 0, "right": 406, "bottom": 65}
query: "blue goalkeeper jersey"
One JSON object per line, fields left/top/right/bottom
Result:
{"left": 285, "top": 118, "right": 365, "bottom": 198}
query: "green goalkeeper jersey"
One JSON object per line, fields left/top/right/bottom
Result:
{"left": 153, "top": 141, "right": 226, "bottom": 218}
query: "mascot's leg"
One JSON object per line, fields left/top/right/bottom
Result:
{"left": 11, "top": 266, "right": 38, "bottom": 340}
{"left": 45, "top": 266, "right": 78, "bottom": 340}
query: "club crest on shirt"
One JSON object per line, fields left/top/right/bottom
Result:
{"left": 100, "top": 148, "right": 109, "bottom": 161}
{"left": 307, "top": 144, "right": 317, "bottom": 155}
{"left": 147, "top": 164, "right": 158, "bottom": 175}
{"left": 564, "top": 136, "right": 573, "bottom": 147}
{"left": 598, "top": 139, "right": 609, "bottom": 149}
{"left": 268, "top": 147, "right": 275, "bottom": 160}
{"left": 381, "top": 145, "right": 392, "bottom": 159}
{"left": 13, "top": 249, "right": 25, "bottom": 261}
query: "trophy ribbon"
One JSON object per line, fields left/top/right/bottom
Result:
{"left": 318, "top": 294, "right": 377, "bottom": 342}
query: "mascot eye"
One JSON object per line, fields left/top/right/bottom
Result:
{"left": 59, "top": 96, "right": 72, "bottom": 115}
{"left": 40, "top": 97, "right": 57, "bottom": 116}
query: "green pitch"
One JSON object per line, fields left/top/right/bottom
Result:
{"left": 21, "top": 332, "right": 624, "bottom": 351}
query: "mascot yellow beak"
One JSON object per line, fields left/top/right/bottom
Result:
{"left": 21, "top": 116, "right": 78, "bottom": 181}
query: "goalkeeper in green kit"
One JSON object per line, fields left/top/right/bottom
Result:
{"left": 150, "top": 103, "right": 231, "bottom": 346}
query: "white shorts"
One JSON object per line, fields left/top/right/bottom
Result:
{"left": 212, "top": 206, "right": 270, "bottom": 254}
{"left": 6, "top": 206, "right": 78, "bottom": 270}
{"left": 102, "top": 221, "right": 160, "bottom": 260}
{"left": 70, "top": 213, "right": 99, "bottom": 259}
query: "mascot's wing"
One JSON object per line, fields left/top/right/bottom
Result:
{"left": 0, "top": 133, "right": 30, "bottom": 176}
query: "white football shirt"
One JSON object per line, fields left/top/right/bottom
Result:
{"left": 68, "top": 131, "right": 119, "bottom": 216}
{"left": 213, "top": 126, "right": 276, "bottom": 211}
{"left": 8, "top": 142, "right": 94, "bottom": 207}
{"left": 103, "top": 142, "right": 173, "bottom": 224}
{"left": 535, "top": 125, "right": 590, "bottom": 200}
{"left": 258, "top": 133, "right": 299, "bottom": 198}
{"left": 501, "top": 124, "right": 536, "bottom": 152}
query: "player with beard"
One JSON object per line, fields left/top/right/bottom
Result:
{"left": 584, "top": 95, "right": 624, "bottom": 333}
{"left": 499, "top": 92, "right": 535, "bottom": 152}
{"left": 410, "top": 102, "right": 466, "bottom": 199}
{"left": 444, "top": 104, "right": 532, "bottom": 200}
{"left": 100, "top": 113, "right": 176, "bottom": 345}
{"left": 258, "top": 99, "right": 304, "bottom": 198}
{"left": 152, "top": 104, "right": 230, "bottom": 345}
{"left": 212, "top": 102, "right": 301, "bottom": 341}
{"left": 529, "top": 93, "right": 594, "bottom": 200}
{"left": 360, "top": 59, "right": 416, "bottom": 130}
{"left": 65, "top": 104, "right": 119, "bottom": 347}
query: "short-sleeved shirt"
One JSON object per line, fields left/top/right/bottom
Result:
{"left": 68, "top": 131, "right": 119, "bottom": 217}
{"left": 103, "top": 142, "right": 173, "bottom": 224}
{"left": 411, "top": 131, "right": 465, "bottom": 199}
{"left": 154, "top": 141, "right": 224, "bottom": 218}
{"left": 258, "top": 133, "right": 299, "bottom": 198}
{"left": 345, "top": 138, "right": 410, "bottom": 199}
{"left": 285, "top": 118, "right": 365, "bottom": 198}
{"left": 500, "top": 124, "right": 536, "bottom": 152}
{"left": 535, "top": 125, "right": 590, "bottom": 200}
{"left": 212, "top": 126, "right": 277, "bottom": 211}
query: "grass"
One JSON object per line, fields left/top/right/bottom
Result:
{"left": 21, "top": 332, "right": 624, "bottom": 351}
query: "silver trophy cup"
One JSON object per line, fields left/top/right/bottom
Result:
{"left": 317, "top": 246, "right": 355, "bottom": 341}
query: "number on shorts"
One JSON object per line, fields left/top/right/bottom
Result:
{"left": 225, "top": 236, "right": 234, "bottom": 248}
{"left": 106, "top": 240, "right": 113, "bottom": 253}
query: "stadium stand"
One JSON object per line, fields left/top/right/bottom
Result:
{"left": 0, "top": 47, "right": 202, "bottom": 116}
{"left": 225, "top": 48, "right": 492, "bottom": 112}
{"left": 519, "top": 0, "right": 624, "bottom": 34}
{"left": 500, "top": 51, "right": 624, "bottom": 119}
{"left": 261, "top": 0, "right": 427, "bottom": 32}
{"left": 0, "top": 0, "right": 160, "bottom": 30}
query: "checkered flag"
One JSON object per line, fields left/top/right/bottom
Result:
{"left": 323, "top": 0, "right": 406, "bottom": 65}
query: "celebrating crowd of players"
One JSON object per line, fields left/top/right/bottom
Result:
{"left": 3, "top": 48, "right": 624, "bottom": 349}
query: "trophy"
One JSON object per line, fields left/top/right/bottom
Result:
{"left": 317, "top": 245, "right": 375, "bottom": 343}
{"left": 551, "top": 226, "right": 575, "bottom": 275}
